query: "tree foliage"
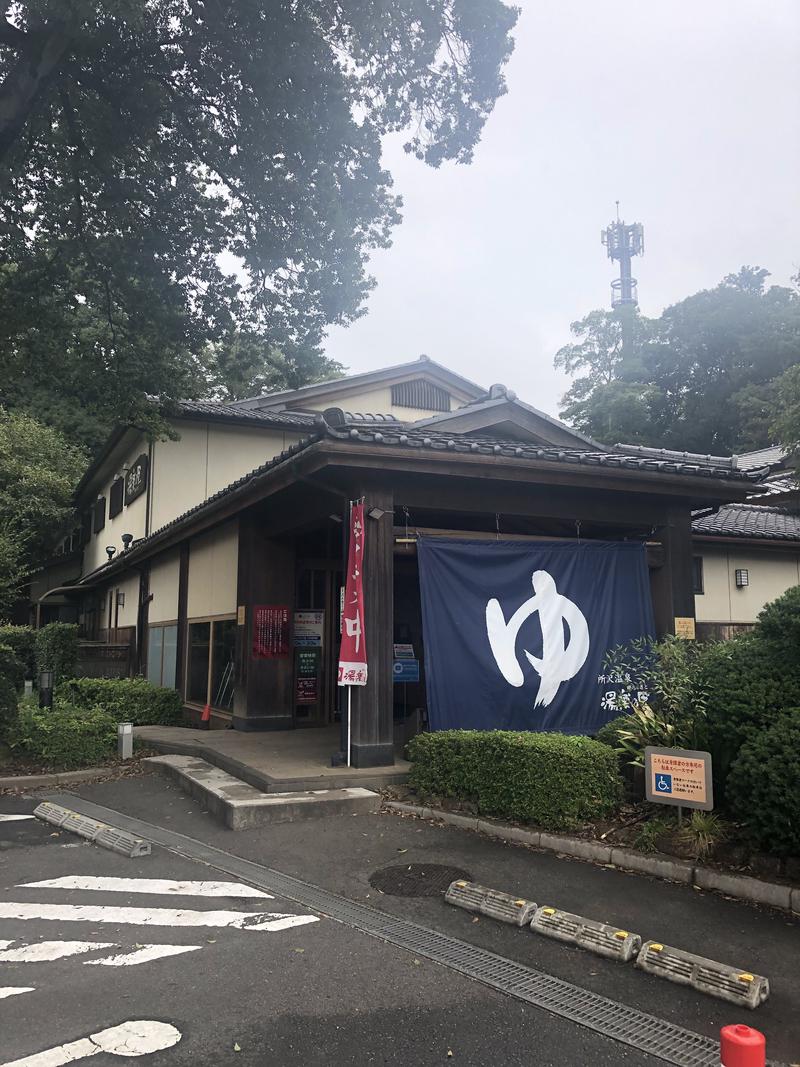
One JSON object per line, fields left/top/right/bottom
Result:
{"left": 0, "top": 0, "right": 517, "bottom": 449}
{"left": 0, "top": 409, "right": 86, "bottom": 615}
{"left": 556, "top": 268, "right": 800, "bottom": 452}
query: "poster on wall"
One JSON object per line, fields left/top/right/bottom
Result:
{"left": 252, "top": 605, "right": 290, "bottom": 658}
{"left": 294, "top": 610, "right": 324, "bottom": 647}
{"left": 295, "top": 648, "right": 320, "bottom": 704}
{"left": 417, "top": 538, "right": 655, "bottom": 735}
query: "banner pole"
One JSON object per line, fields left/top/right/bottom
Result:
{"left": 347, "top": 686, "right": 352, "bottom": 767}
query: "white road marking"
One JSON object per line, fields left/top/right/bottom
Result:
{"left": 0, "top": 902, "right": 319, "bottom": 931}
{"left": 0, "top": 815, "right": 34, "bottom": 823}
{"left": 84, "top": 944, "right": 201, "bottom": 967}
{"left": 0, "top": 1019, "right": 181, "bottom": 1066}
{"left": 20, "top": 876, "right": 272, "bottom": 899}
{"left": 0, "top": 941, "right": 114, "bottom": 962}
{"left": 0, "top": 988, "right": 34, "bottom": 1000}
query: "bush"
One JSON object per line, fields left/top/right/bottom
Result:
{"left": 407, "top": 730, "right": 623, "bottom": 830}
{"left": 35, "top": 623, "right": 79, "bottom": 683}
{"left": 0, "top": 625, "right": 35, "bottom": 679}
{"left": 726, "top": 710, "right": 800, "bottom": 856}
{"left": 754, "top": 585, "right": 800, "bottom": 661}
{"left": 698, "top": 635, "right": 800, "bottom": 801}
{"left": 593, "top": 715, "right": 630, "bottom": 748}
{"left": 11, "top": 698, "right": 117, "bottom": 769}
{"left": 0, "top": 644, "right": 23, "bottom": 738}
{"left": 58, "top": 676, "right": 183, "bottom": 726}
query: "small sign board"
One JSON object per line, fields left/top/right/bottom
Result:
{"left": 124, "top": 453, "right": 149, "bottom": 505}
{"left": 393, "top": 659, "right": 420, "bottom": 683}
{"left": 393, "top": 643, "right": 415, "bottom": 659}
{"left": 645, "top": 746, "right": 713, "bottom": 811}
{"left": 294, "top": 610, "right": 324, "bottom": 647}
{"left": 674, "top": 616, "right": 696, "bottom": 640}
{"left": 252, "top": 605, "right": 290, "bottom": 658}
{"left": 295, "top": 648, "right": 320, "bottom": 704}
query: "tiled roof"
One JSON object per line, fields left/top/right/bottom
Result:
{"left": 734, "top": 445, "right": 787, "bottom": 471}
{"left": 692, "top": 503, "right": 800, "bottom": 541}
{"left": 748, "top": 474, "right": 798, "bottom": 500}
{"left": 326, "top": 426, "right": 766, "bottom": 481}
{"left": 615, "top": 443, "right": 735, "bottom": 469}
{"left": 80, "top": 422, "right": 767, "bottom": 585}
{"left": 176, "top": 400, "right": 403, "bottom": 428}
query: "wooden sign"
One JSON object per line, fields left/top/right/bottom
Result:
{"left": 645, "top": 746, "right": 713, "bottom": 811}
{"left": 124, "top": 454, "right": 149, "bottom": 505}
{"left": 252, "top": 605, "right": 289, "bottom": 658}
{"left": 674, "top": 616, "right": 696, "bottom": 640}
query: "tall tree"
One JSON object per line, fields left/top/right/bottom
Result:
{"left": 555, "top": 268, "right": 800, "bottom": 452}
{"left": 0, "top": 409, "right": 86, "bottom": 616}
{"left": 0, "top": 0, "right": 517, "bottom": 451}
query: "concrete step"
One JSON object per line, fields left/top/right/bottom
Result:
{"left": 145, "top": 755, "right": 382, "bottom": 830}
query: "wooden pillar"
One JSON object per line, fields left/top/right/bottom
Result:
{"left": 234, "top": 512, "right": 295, "bottom": 731}
{"left": 175, "top": 543, "right": 190, "bottom": 696}
{"left": 349, "top": 489, "right": 395, "bottom": 767}
{"left": 650, "top": 507, "right": 695, "bottom": 636}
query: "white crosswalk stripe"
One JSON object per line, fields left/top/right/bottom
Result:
{"left": 0, "top": 901, "right": 318, "bottom": 931}
{"left": 19, "top": 876, "right": 273, "bottom": 899}
{"left": 0, "top": 815, "right": 35, "bottom": 823}
{"left": 0, "top": 988, "right": 34, "bottom": 999}
{"left": 83, "top": 944, "right": 201, "bottom": 967}
{"left": 0, "top": 940, "right": 114, "bottom": 962}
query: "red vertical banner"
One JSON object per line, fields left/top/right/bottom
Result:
{"left": 337, "top": 502, "right": 368, "bottom": 686}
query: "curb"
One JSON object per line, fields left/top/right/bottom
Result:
{"left": 385, "top": 801, "right": 799, "bottom": 916}
{"left": 0, "top": 766, "right": 129, "bottom": 792}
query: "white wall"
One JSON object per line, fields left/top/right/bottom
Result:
{"left": 82, "top": 435, "right": 150, "bottom": 574}
{"left": 297, "top": 383, "right": 474, "bottom": 422}
{"left": 186, "top": 521, "right": 238, "bottom": 619}
{"left": 149, "top": 550, "right": 180, "bottom": 624}
{"left": 694, "top": 544, "right": 800, "bottom": 623}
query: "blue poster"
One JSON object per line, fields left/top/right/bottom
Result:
{"left": 417, "top": 538, "right": 655, "bottom": 735}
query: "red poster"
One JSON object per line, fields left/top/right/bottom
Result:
{"left": 337, "top": 502, "right": 368, "bottom": 686}
{"left": 252, "top": 605, "right": 290, "bottom": 658}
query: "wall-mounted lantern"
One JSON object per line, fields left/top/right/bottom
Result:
{"left": 734, "top": 568, "right": 749, "bottom": 588}
{"left": 116, "top": 591, "right": 126, "bottom": 608}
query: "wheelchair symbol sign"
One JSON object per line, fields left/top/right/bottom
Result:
{"left": 644, "top": 747, "right": 714, "bottom": 811}
{"left": 655, "top": 773, "right": 672, "bottom": 794}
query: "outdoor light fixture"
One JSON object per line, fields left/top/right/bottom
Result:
{"left": 367, "top": 507, "right": 387, "bottom": 520}
{"left": 735, "top": 568, "right": 749, "bottom": 588}
{"left": 105, "top": 546, "right": 116, "bottom": 561}
{"left": 116, "top": 591, "right": 126, "bottom": 608}
{"left": 121, "top": 533, "right": 134, "bottom": 550}
{"left": 39, "top": 670, "right": 54, "bottom": 709}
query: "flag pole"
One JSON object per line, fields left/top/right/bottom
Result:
{"left": 347, "top": 686, "right": 352, "bottom": 767}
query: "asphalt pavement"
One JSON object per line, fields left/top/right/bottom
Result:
{"left": 1, "top": 771, "right": 797, "bottom": 1066}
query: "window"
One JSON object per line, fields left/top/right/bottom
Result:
{"left": 390, "top": 379, "right": 450, "bottom": 411}
{"left": 186, "top": 618, "right": 236, "bottom": 711}
{"left": 147, "top": 624, "right": 178, "bottom": 689}
{"left": 109, "top": 477, "right": 124, "bottom": 518}
{"left": 692, "top": 556, "right": 704, "bottom": 595}
{"left": 93, "top": 497, "right": 106, "bottom": 534}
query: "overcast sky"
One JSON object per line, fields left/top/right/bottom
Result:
{"left": 322, "top": 0, "right": 800, "bottom": 417}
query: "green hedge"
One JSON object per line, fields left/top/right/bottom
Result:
{"left": 58, "top": 676, "right": 183, "bottom": 726}
{"left": 0, "top": 647, "right": 19, "bottom": 739}
{"left": 12, "top": 698, "right": 117, "bottom": 769}
{"left": 0, "top": 625, "right": 35, "bottom": 679}
{"left": 727, "top": 709, "right": 800, "bottom": 857}
{"left": 35, "top": 623, "right": 79, "bottom": 683}
{"left": 407, "top": 730, "right": 623, "bottom": 830}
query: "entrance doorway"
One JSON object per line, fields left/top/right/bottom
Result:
{"left": 294, "top": 562, "right": 342, "bottom": 725}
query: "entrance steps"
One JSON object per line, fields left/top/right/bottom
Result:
{"left": 145, "top": 755, "right": 381, "bottom": 830}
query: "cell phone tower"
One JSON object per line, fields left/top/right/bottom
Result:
{"left": 601, "top": 202, "right": 644, "bottom": 309}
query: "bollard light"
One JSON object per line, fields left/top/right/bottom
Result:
{"left": 38, "top": 670, "right": 54, "bottom": 709}
{"left": 118, "top": 722, "right": 133, "bottom": 760}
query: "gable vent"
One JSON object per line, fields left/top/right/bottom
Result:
{"left": 391, "top": 380, "right": 451, "bottom": 412}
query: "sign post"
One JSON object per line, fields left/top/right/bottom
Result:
{"left": 645, "top": 746, "right": 714, "bottom": 819}
{"left": 337, "top": 501, "right": 368, "bottom": 766}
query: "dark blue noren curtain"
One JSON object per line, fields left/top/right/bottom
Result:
{"left": 417, "top": 538, "right": 655, "bottom": 735}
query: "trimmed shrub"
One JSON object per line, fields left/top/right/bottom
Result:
{"left": 697, "top": 635, "right": 800, "bottom": 801}
{"left": 754, "top": 585, "right": 800, "bottom": 661}
{"left": 0, "top": 644, "right": 23, "bottom": 739}
{"left": 58, "top": 676, "right": 183, "bottom": 726}
{"left": 726, "top": 709, "right": 800, "bottom": 856}
{"left": 407, "top": 730, "right": 623, "bottom": 830}
{"left": 12, "top": 698, "right": 117, "bottom": 769}
{"left": 0, "top": 625, "right": 36, "bottom": 679}
{"left": 35, "top": 623, "right": 79, "bottom": 683}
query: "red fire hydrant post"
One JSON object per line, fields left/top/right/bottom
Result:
{"left": 720, "top": 1024, "right": 766, "bottom": 1067}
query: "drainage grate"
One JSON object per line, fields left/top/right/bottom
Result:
{"left": 48, "top": 794, "right": 755, "bottom": 1067}
{"left": 370, "top": 864, "right": 471, "bottom": 897}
